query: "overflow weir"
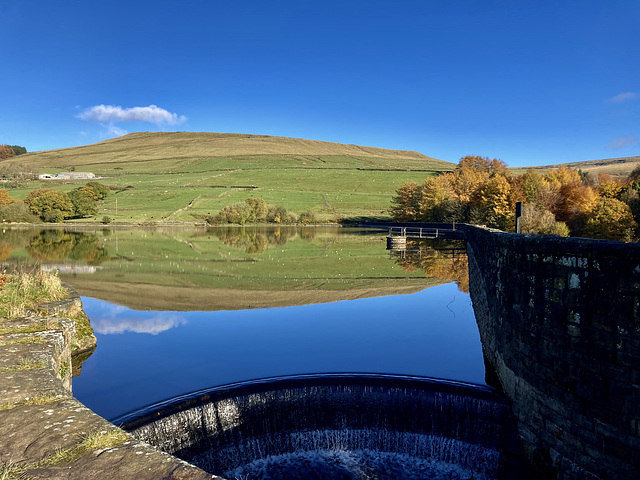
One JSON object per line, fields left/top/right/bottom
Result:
{"left": 119, "top": 374, "right": 522, "bottom": 480}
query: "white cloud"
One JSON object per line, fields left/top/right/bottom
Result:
{"left": 77, "top": 104, "right": 187, "bottom": 125}
{"left": 606, "top": 92, "right": 638, "bottom": 104}
{"left": 106, "top": 124, "right": 128, "bottom": 137}
{"left": 606, "top": 134, "right": 638, "bottom": 150}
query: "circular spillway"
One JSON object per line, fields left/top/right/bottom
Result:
{"left": 117, "top": 374, "right": 521, "bottom": 479}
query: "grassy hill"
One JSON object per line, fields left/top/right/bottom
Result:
{"left": 12, "top": 132, "right": 454, "bottom": 223}
{"left": 511, "top": 155, "right": 640, "bottom": 178}
{"left": 23, "top": 132, "right": 449, "bottom": 168}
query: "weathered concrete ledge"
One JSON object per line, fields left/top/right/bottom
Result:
{"left": 0, "top": 285, "right": 218, "bottom": 479}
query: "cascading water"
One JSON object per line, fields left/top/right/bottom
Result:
{"left": 119, "top": 374, "right": 521, "bottom": 479}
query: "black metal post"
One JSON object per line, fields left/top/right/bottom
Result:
{"left": 515, "top": 201, "right": 522, "bottom": 233}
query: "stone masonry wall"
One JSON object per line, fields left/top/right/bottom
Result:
{"left": 463, "top": 225, "right": 640, "bottom": 479}
{"left": 0, "top": 284, "right": 217, "bottom": 480}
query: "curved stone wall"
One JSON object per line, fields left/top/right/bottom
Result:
{"left": 464, "top": 225, "right": 640, "bottom": 479}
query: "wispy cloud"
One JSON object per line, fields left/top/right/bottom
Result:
{"left": 606, "top": 134, "right": 638, "bottom": 150}
{"left": 606, "top": 92, "right": 638, "bottom": 104}
{"left": 77, "top": 104, "right": 186, "bottom": 125}
{"left": 106, "top": 124, "right": 128, "bottom": 136}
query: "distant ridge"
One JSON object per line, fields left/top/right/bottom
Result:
{"left": 21, "top": 131, "right": 452, "bottom": 170}
{"left": 517, "top": 155, "right": 640, "bottom": 178}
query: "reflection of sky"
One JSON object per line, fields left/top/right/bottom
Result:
{"left": 74, "top": 283, "right": 485, "bottom": 421}
{"left": 82, "top": 298, "right": 187, "bottom": 335}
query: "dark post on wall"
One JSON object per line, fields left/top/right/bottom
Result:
{"left": 515, "top": 201, "right": 522, "bottom": 233}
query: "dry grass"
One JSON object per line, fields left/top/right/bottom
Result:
{"left": 510, "top": 155, "right": 640, "bottom": 178}
{"left": 41, "top": 428, "right": 129, "bottom": 467}
{"left": 0, "top": 271, "right": 68, "bottom": 318}
{"left": 0, "top": 429, "right": 129, "bottom": 478}
{"left": 20, "top": 131, "right": 450, "bottom": 168}
{"left": 0, "top": 394, "right": 61, "bottom": 412}
{"left": 0, "top": 462, "right": 26, "bottom": 480}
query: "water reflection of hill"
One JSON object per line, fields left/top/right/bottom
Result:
{"left": 0, "top": 227, "right": 461, "bottom": 311}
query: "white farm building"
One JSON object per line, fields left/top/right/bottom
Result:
{"left": 39, "top": 172, "right": 96, "bottom": 180}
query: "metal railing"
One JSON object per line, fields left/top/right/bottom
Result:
{"left": 388, "top": 227, "right": 447, "bottom": 239}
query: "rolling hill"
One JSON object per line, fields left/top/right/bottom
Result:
{"left": 21, "top": 132, "right": 451, "bottom": 170}
{"left": 7, "top": 132, "right": 637, "bottom": 224}
{"left": 7, "top": 132, "right": 454, "bottom": 223}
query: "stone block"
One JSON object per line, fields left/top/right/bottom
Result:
{"left": 0, "top": 398, "right": 114, "bottom": 465}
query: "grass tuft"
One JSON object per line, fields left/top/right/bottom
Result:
{"left": 0, "top": 394, "right": 61, "bottom": 412}
{"left": 0, "top": 462, "right": 27, "bottom": 480}
{"left": 0, "top": 429, "right": 129, "bottom": 478}
{"left": 0, "top": 336, "right": 47, "bottom": 347}
{"left": 57, "top": 361, "right": 68, "bottom": 379}
{"left": 40, "top": 428, "right": 130, "bottom": 467}
{"left": 0, "top": 271, "right": 68, "bottom": 318}
{"left": 0, "top": 359, "right": 47, "bottom": 373}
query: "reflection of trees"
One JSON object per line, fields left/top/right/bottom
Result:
{"left": 393, "top": 239, "right": 469, "bottom": 293}
{"left": 299, "top": 226, "right": 317, "bottom": 241}
{"left": 27, "top": 230, "right": 110, "bottom": 265}
{"left": 0, "top": 228, "right": 39, "bottom": 250}
{"left": 0, "top": 244, "right": 13, "bottom": 260}
{"left": 211, "top": 226, "right": 299, "bottom": 254}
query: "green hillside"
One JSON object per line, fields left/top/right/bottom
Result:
{"left": 10, "top": 132, "right": 454, "bottom": 223}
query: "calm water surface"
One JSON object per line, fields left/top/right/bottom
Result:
{"left": 0, "top": 226, "right": 484, "bottom": 422}
{"left": 74, "top": 282, "right": 484, "bottom": 421}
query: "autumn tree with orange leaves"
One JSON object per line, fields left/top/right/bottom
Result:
{"left": 390, "top": 156, "right": 638, "bottom": 242}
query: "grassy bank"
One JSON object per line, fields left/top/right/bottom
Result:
{"left": 0, "top": 270, "right": 68, "bottom": 318}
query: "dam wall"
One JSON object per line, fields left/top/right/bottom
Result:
{"left": 463, "top": 225, "right": 640, "bottom": 479}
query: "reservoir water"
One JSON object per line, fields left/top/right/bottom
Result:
{"left": 0, "top": 226, "right": 519, "bottom": 478}
{"left": 74, "top": 281, "right": 483, "bottom": 421}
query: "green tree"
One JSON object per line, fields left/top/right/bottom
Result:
{"left": 628, "top": 165, "right": 640, "bottom": 182}
{"left": 299, "top": 210, "right": 317, "bottom": 224}
{"left": 245, "top": 197, "right": 268, "bottom": 222}
{"left": 28, "top": 190, "right": 74, "bottom": 221}
{"left": 68, "top": 189, "right": 98, "bottom": 218}
{"left": 267, "top": 205, "right": 296, "bottom": 223}
{"left": 0, "top": 202, "right": 40, "bottom": 223}
{"left": 83, "top": 182, "right": 110, "bottom": 200}
{"left": 7, "top": 145, "right": 27, "bottom": 156}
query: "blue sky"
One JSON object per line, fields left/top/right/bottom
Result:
{"left": 1, "top": 0, "right": 638, "bottom": 167}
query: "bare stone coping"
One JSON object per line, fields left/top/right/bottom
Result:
{"left": 0, "top": 288, "right": 221, "bottom": 479}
